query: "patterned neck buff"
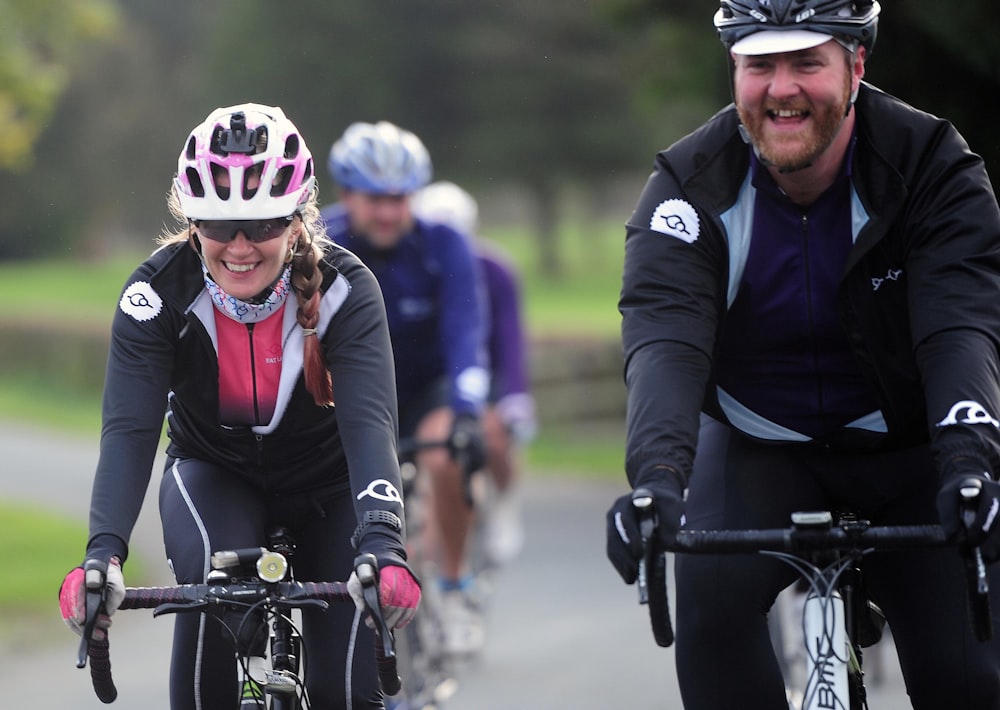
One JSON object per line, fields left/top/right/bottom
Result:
{"left": 202, "top": 264, "right": 292, "bottom": 323}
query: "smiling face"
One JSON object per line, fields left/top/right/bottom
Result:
{"left": 197, "top": 222, "right": 296, "bottom": 300}
{"left": 733, "top": 40, "right": 865, "bottom": 174}
{"left": 195, "top": 165, "right": 297, "bottom": 300}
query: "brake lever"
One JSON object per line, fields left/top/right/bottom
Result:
{"left": 632, "top": 486, "right": 674, "bottom": 647}
{"left": 354, "top": 553, "right": 394, "bottom": 657}
{"left": 77, "top": 559, "right": 109, "bottom": 668}
{"left": 632, "top": 487, "right": 656, "bottom": 604}
{"left": 959, "top": 478, "right": 993, "bottom": 641}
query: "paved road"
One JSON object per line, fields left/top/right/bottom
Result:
{"left": 1, "top": 423, "right": 912, "bottom": 709}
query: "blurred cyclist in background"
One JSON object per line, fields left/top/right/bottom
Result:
{"left": 323, "top": 122, "right": 490, "bottom": 656}
{"left": 412, "top": 180, "right": 537, "bottom": 569}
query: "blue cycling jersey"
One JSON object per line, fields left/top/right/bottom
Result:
{"left": 322, "top": 204, "right": 488, "bottom": 416}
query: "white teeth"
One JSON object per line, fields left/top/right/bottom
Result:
{"left": 774, "top": 109, "right": 805, "bottom": 118}
{"left": 225, "top": 262, "right": 257, "bottom": 273}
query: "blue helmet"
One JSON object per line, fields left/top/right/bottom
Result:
{"left": 715, "top": 0, "right": 879, "bottom": 55}
{"left": 327, "top": 121, "right": 432, "bottom": 195}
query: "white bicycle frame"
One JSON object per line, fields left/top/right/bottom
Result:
{"left": 766, "top": 512, "right": 864, "bottom": 710}
{"left": 802, "top": 588, "right": 849, "bottom": 709}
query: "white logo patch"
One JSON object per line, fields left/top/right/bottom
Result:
{"left": 936, "top": 400, "right": 1000, "bottom": 429}
{"left": 119, "top": 281, "right": 163, "bottom": 322}
{"left": 357, "top": 478, "right": 404, "bottom": 505}
{"left": 650, "top": 199, "right": 699, "bottom": 243}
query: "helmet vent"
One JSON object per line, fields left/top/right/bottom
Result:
{"left": 284, "top": 134, "right": 300, "bottom": 159}
{"left": 270, "top": 166, "right": 292, "bottom": 197}
{"left": 185, "top": 167, "right": 205, "bottom": 198}
{"left": 185, "top": 136, "right": 197, "bottom": 161}
{"left": 210, "top": 163, "right": 230, "bottom": 200}
{"left": 243, "top": 163, "right": 263, "bottom": 201}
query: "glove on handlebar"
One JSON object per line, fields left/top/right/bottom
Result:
{"left": 449, "top": 413, "right": 487, "bottom": 476}
{"left": 937, "top": 470, "right": 1000, "bottom": 562}
{"left": 606, "top": 467, "right": 685, "bottom": 584}
{"left": 347, "top": 564, "right": 422, "bottom": 630}
{"left": 59, "top": 558, "right": 125, "bottom": 640}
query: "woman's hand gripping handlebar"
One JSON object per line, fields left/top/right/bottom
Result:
{"left": 353, "top": 553, "right": 403, "bottom": 696}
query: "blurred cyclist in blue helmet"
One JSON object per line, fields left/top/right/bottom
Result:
{"left": 323, "top": 121, "right": 490, "bottom": 657}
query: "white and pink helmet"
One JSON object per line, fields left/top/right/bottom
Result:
{"left": 174, "top": 103, "right": 315, "bottom": 220}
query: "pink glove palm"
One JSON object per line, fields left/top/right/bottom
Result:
{"left": 348, "top": 564, "right": 421, "bottom": 629}
{"left": 58, "top": 559, "right": 125, "bottom": 641}
{"left": 378, "top": 565, "right": 421, "bottom": 629}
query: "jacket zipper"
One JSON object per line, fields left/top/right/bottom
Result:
{"left": 801, "top": 212, "right": 828, "bottom": 433}
{"left": 246, "top": 323, "right": 261, "bottom": 425}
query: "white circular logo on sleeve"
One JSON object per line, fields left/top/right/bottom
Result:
{"left": 119, "top": 281, "right": 163, "bottom": 322}
{"left": 650, "top": 199, "right": 700, "bottom": 243}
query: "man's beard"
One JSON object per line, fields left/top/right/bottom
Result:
{"left": 738, "top": 77, "right": 852, "bottom": 173}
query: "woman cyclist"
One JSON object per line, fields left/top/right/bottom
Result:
{"left": 58, "top": 103, "right": 420, "bottom": 709}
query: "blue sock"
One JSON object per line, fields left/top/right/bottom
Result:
{"left": 439, "top": 576, "right": 473, "bottom": 593}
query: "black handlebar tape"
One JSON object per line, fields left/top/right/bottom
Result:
{"left": 88, "top": 636, "right": 118, "bottom": 704}
{"left": 375, "top": 640, "right": 402, "bottom": 696}
{"left": 646, "top": 547, "right": 674, "bottom": 648}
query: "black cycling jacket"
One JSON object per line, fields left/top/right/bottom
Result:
{"left": 87, "top": 242, "right": 407, "bottom": 569}
{"left": 621, "top": 83, "right": 1000, "bottom": 487}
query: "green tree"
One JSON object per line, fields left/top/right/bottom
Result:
{"left": 0, "top": 0, "right": 119, "bottom": 171}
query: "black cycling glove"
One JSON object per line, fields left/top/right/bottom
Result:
{"left": 606, "top": 467, "right": 685, "bottom": 584}
{"left": 448, "top": 413, "right": 486, "bottom": 476}
{"left": 937, "top": 469, "right": 1000, "bottom": 562}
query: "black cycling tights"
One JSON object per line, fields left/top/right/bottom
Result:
{"left": 158, "top": 456, "right": 383, "bottom": 710}
{"left": 675, "top": 417, "right": 1000, "bottom": 710}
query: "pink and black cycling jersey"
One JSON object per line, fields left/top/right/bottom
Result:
{"left": 215, "top": 306, "right": 284, "bottom": 426}
{"left": 86, "top": 242, "right": 407, "bottom": 570}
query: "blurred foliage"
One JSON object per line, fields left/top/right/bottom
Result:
{"left": 0, "top": 0, "right": 995, "bottom": 263}
{"left": 0, "top": 0, "right": 118, "bottom": 172}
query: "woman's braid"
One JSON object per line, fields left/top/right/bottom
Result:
{"left": 291, "top": 227, "right": 334, "bottom": 407}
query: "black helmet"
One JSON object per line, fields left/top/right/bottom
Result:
{"left": 715, "top": 0, "right": 879, "bottom": 55}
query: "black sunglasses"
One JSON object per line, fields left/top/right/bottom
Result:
{"left": 192, "top": 216, "right": 294, "bottom": 244}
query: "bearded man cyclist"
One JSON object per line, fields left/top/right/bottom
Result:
{"left": 605, "top": 2, "right": 1000, "bottom": 708}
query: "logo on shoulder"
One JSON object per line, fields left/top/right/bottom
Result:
{"left": 119, "top": 281, "right": 163, "bottom": 322}
{"left": 937, "top": 400, "right": 1000, "bottom": 429}
{"left": 650, "top": 199, "right": 699, "bottom": 244}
